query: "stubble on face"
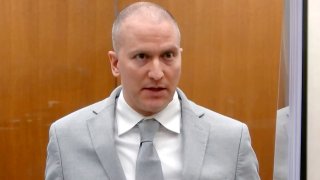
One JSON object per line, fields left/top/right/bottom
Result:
{"left": 112, "top": 12, "right": 182, "bottom": 116}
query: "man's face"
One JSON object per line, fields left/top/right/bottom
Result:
{"left": 108, "top": 16, "right": 182, "bottom": 116}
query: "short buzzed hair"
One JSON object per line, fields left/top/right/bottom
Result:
{"left": 111, "top": 2, "right": 181, "bottom": 52}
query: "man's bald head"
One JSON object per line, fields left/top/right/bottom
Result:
{"left": 111, "top": 2, "right": 181, "bottom": 52}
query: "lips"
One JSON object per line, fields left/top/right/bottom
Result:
{"left": 144, "top": 87, "right": 166, "bottom": 91}
{"left": 142, "top": 86, "right": 167, "bottom": 95}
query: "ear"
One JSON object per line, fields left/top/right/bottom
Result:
{"left": 108, "top": 51, "right": 120, "bottom": 77}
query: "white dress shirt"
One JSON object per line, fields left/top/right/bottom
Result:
{"left": 115, "top": 91, "right": 182, "bottom": 180}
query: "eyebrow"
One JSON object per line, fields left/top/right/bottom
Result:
{"left": 161, "top": 45, "right": 180, "bottom": 52}
{"left": 129, "top": 45, "right": 180, "bottom": 55}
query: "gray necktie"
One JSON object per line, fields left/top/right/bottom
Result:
{"left": 136, "top": 119, "right": 164, "bottom": 180}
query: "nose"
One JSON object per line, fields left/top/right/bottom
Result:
{"left": 148, "top": 59, "right": 164, "bottom": 81}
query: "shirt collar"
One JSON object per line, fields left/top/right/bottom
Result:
{"left": 116, "top": 91, "right": 181, "bottom": 136}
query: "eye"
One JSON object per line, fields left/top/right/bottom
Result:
{"left": 162, "top": 52, "right": 175, "bottom": 60}
{"left": 134, "top": 53, "right": 148, "bottom": 61}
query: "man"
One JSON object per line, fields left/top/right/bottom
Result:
{"left": 45, "top": 2, "right": 260, "bottom": 180}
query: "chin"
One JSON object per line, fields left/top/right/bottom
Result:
{"left": 142, "top": 103, "right": 167, "bottom": 116}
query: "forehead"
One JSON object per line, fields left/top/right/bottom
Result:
{"left": 120, "top": 18, "right": 179, "bottom": 49}
{"left": 125, "top": 14, "right": 175, "bottom": 32}
{"left": 122, "top": 11, "right": 176, "bottom": 30}
{"left": 119, "top": 14, "right": 179, "bottom": 43}
{"left": 119, "top": 5, "right": 173, "bottom": 25}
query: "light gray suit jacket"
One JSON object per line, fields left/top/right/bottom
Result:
{"left": 45, "top": 87, "right": 260, "bottom": 180}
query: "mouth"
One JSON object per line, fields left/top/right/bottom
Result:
{"left": 141, "top": 86, "right": 169, "bottom": 99}
{"left": 143, "top": 87, "right": 166, "bottom": 92}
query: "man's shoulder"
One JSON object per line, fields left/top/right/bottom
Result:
{"left": 176, "top": 88, "right": 245, "bottom": 129}
{"left": 51, "top": 87, "right": 123, "bottom": 129}
{"left": 186, "top": 100, "right": 250, "bottom": 142}
{"left": 188, "top": 100, "right": 245, "bottom": 129}
{"left": 51, "top": 97, "right": 113, "bottom": 128}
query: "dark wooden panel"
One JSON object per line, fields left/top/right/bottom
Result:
{"left": 0, "top": 0, "right": 116, "bottom": 179}
{"left": 0, "top": 0, "right": 283, "bottom": 179}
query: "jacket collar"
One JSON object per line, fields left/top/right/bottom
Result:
{"left": 87, "top": 87, "right": 210, "bottom": 180}
{"left": 86, "top": 86, "right": 126, "bottom": 180}
{"left": 177, "top": 89, "right": 211, "bottom": 180}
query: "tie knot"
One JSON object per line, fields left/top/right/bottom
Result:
{"left": 138, "top": 119, "right": 160, "bottom": 142}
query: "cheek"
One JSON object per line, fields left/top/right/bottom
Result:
{"left": 118, "top": 61, "right": 131, "bottom": 76}
{"left": 171, "top": 64, "right": 181, "bottom": 81}
{"left": 120, "top": 64, "right": 142, "bottom": 83}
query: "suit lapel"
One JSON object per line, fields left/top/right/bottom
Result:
{"left": 178, "top": 89, "right": 211, "bottom": 180}
{"left": 86, "top": 87, "right": 126, "bottom": 180}
{"left": 86, "top": 87, "right": 210, "bottom": 180}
